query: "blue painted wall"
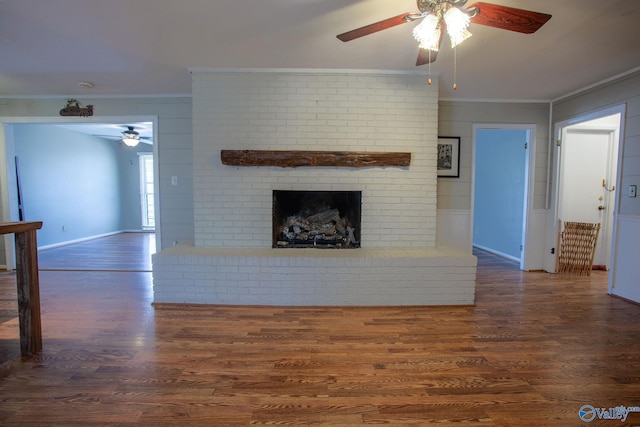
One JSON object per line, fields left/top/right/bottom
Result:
{"left": 12, "top": 124, "right": 148, "bottom": 247}
{"left": 473, "top": 129, "right": 527, "bottom": 259}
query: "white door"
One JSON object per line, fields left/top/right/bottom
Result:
{"left": 558, "top": 126, "right": 617, "bottom": 268}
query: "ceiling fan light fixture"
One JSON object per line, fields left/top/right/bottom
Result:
{"left": 122, "top": 126, "right": 141, "bottom": 147}
{"left": 122, "top": 137, "right": 140, "bottom": 147}
{"left": 412, "top": 14, "right": 441, "bottom": 51}
{"left": 444, "top": 7, "right": 472, "bottom": 47}
{"left": 336, "top": 0, "right": 551, "bottom": 92}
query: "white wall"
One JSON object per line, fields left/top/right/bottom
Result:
{"left": 192, "top": 71, "right": 438, "bottom": 249}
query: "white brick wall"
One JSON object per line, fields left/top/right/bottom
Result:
{"left": 192, "top": 71, "right": 438, "bottom": 248}
{"left": 153, "top": 70, "right": 477, "bottom": 306}
{"left": 153, "top": 247, "right": 477, "bottom": 306}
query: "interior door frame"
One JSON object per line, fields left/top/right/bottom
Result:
{"left": 560, "top": 127, "right": 617, "bottom": 268}
{"left": 547, "top": 104, "right": 626, "bottom": 276}
{"left": 471, "top": 123, "right": 536, "bottom": 270}
{"left": 0, "top": 115, "right": 160, "bottom": 270}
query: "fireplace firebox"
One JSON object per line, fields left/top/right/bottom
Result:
{"left": 273, "top": 190, "right": 361, "bottom": 249}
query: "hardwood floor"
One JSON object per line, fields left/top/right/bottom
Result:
{"left": 37, "top": 232, "right": 155, "bottom": 271}
{"left": 1, "top": 236, "right": 640, "bottom": 425}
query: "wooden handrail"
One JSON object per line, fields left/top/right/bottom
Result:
{"left": 0, "top": 221, "right": 43, "bottom": 235}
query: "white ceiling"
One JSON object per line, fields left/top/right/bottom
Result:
{"left": 0, "top": 0, "right": 639, "bottom": 101}
{"left": 57, "top": 122, "right": 154, "bottom": 144}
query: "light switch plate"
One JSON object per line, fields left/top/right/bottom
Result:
{"left": 630, "top": 185, "right": 637, "bottom": 198}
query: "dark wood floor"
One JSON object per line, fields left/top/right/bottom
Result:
{"left": 1, "top": 235, "right": 639, "bottom": 425}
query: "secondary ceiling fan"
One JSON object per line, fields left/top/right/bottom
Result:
{"left": 121, "top": 126, "right": 143, "bottom": 147}
{"left": 337, "top": 0, "right": 551, "bottom": 83}
{"left": 94, "top": 125, "right": 153, "bottom": 147}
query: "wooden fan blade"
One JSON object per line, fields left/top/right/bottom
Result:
{"left": 416, "top": 27, "right": 443, "bottom": 66}
{"left": 468, "top": 2, "right": 551, "bottom": 34}
{"left": 416, "top": 48, "right": 438, "bottom": 66}
{"left": 337, "top": 13, "right": 412, "bottom": 42}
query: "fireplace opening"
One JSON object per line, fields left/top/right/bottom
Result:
{"left": 273, "top": 190, "right": 361, "bottom": 249}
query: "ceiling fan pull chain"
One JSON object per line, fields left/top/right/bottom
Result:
{"left": 428, "top": 50, "right": 433, "bottom": 85}
{"left": 453, "top": 45, "right": 458, "bottom": 90}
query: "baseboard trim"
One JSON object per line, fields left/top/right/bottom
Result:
{"left": 38, "top": 231, "right": 123, "bottom": 251}
{"left": 473, "top": 244, "right": 520, "bottom": 263}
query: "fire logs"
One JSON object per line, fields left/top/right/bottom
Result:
{"left": 275, "top": 208, "right": 359, "bottom": 248}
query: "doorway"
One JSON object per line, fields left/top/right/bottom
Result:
{"left": 472, "top": 125, "right": 534, "bottom": 270}
{"left": 553, "top": 110, "right": 622, "bottom": 271}
{"left": 0, "top": 116, "right": 160, "bottom": 270}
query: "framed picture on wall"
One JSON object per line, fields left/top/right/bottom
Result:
{"left": 437, "top": 136, "right": 460, "bottom": 178}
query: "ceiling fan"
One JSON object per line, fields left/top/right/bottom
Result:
{"left": 337, "top": 0, "right": 552, "bottom": 67}
{"left": 94, "top": 125, "right": 153, "bottom": 146}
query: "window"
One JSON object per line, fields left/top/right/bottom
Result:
{"left": 139, "top": 154, "right": 155, "bottom": 229}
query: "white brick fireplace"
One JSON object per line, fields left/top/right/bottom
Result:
{"left": 152, "top": 70, "right": 476, "bottom": 306}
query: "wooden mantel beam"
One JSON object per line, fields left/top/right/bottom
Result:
{"left": 221, "top": 150, "right": 411, "bottom": 168}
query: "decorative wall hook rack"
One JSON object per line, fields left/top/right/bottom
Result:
{"left": 59, "top": 99, "right": 94, "bottom": 117}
